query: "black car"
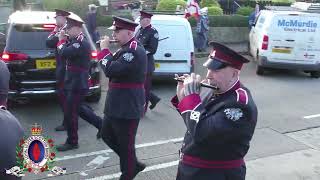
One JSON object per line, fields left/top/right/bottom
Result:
{"left": 0, "top": 11, "right": 101, "bottom": 103}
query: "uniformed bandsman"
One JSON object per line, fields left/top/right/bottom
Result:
{"left": 135, "top": 11, "right": 161, "bottom": 113}
{"left": 97, "top": 16, "right": 147, "bottom": 180}
{"left": 55, "top": 16, "right": 91, "bottom": 151}
{"left": 172, "top": 41, "right": 258, "bottom": 180}
{"left": 46, "top": 9, "right": 70, "bottom": 132}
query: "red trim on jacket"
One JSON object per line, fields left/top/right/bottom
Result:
{"left": 57, "top": 39, "right": 67, "bottom": 47}
{"left": 109, "top": 82, "right": 144, "bottom": 89}
{"left": 178, "top": 94, "right": 201, "bottom": 113}
{"left": 97, "top": 49, "right": 112, "bottom": 60}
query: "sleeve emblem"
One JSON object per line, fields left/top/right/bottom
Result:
{"left": 72, "top": 43, "right": 80, "bottom": 49}
{"left": 224, "top": 108, "right": 243, "bottom": 121}
{"left": 123, "top": 53, "right": 134, "bottom": 62}
{"left": 190, "top": 111, "right": 201, "bottom": 123}
{"left": 154, "top": 33, "right": 159, "bottom": 39}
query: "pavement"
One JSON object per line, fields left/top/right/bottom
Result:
{"left": 7, "top": 43, "right": 320, "bottom": 180}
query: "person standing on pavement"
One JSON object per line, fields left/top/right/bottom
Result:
{"left": 195, "top": 7, "right": 209, "bottom": 52}
{"left": 97, "top": 16, "right": 147, "bottom": 180}
{"left": 55, "top": 16, "right": 91, "bottom": 151}
{"left": 135, "top": 11, "right": 161, "bottom": 113}
{"left": 86, "top": 4, "right": 99, "bottom": 43}
{"left": 172, "top": 41, "right": 258, "bottom": 180}
{"left": 46, "top": 9, "right": 70, "bottom": 132}
{"left": 0, "top": 60, "right": 24, "bottom": 180}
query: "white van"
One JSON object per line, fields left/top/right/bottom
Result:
{"left": 249, "top": 10, "right": 320, "bottom": 78}
{"left": 136, "top": 15, "right": 195, "bottom": 78}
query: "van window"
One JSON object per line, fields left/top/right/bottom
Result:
{"left": 256, "top": 15, "right": 265, "bottom": 29}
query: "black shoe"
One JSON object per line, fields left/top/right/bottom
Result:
{"left": 55, "top": 125, "right": 66, "bottom": 131}
{"left": 56, "top": 143, "right": 79, "bottom": 152}
{"left": 133, "top": 162, "right": 146, "bottom": 178}
{"left": 96, "top": 129, "right": 102, "bottom": 139}
{"left": 149, "top": 98, "right": 161, "bottom": 110}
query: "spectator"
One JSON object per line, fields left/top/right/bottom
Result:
{"left": 0, "top": 60, "right": 24, "bottom": 180}
{"left": 86, "top": 4, "right": 100, "bottom": 43}
{"left": 195, "top": 7, "right": 209, "bottom": 52}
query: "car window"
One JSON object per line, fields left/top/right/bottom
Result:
{"left": 6, "top": 24, "right": 52, "bottom": 50}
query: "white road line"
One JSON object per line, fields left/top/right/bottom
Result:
{"left": 86, "top": 160, "right": 179, "bottom": 180}
{"left": 56, "top": 137, "right": 183, "bottom": 162}
{"left": 303, "top": 114, "right": 320, "bottom": 119}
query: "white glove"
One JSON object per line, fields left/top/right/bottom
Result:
{"left": 183, "top": 73, "right": 201, "bottom": 96}
{"left": 199, "top": 79, "right": 214, "bottom": 104}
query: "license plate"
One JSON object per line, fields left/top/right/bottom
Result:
{"left": 155, "top": 63, "right": 160, "bottom": 68}
{"left": 272, "top": 48, "right": 291, "bottom": 54}
{"left": 36, "top": 59, "right": 56, "bottom": 69}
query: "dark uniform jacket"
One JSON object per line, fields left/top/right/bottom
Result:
{"left": 46, "top": 28, "right": 67, "bottom": 85}
{"left": 135, "top": 25, "right": 159, "bottom": 73}
{"left": 97, "top": 38, "right": 147, "bottom": 119}
{"left": 171, "top": 81, "right": 257, "bottom": 170}
{"left": 0, "top": 108, "right": 24, "bottom": 180}
{"left": 57, "top": 33, "right": 90, "bottom": 91}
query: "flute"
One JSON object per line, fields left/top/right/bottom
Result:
{"left": 174, "top": 77, "right": 219, "bottom": 90}
{"left": 96, "top": 39, "right": 119, "bottom": 44}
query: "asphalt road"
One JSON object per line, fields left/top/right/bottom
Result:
{"left": 9, "top": 54, "right": 320, "bottom": 180}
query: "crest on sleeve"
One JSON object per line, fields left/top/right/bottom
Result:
{"left": 101, "top": 58, "right": 109, "bottom": 66}
{"left": 123, "top": 53, "right": 134, "bottom": 62}
{"left": 224, "top": 108, "right": 243, "bottom": 121}
{"left": 72, "top": 43, "right": 80, "bottom": 49}
{"left": 190, "top": 111, "right": 201, "bottom": 123}
{"left": 154, "top": 33, "right": 159, "bottom": 39}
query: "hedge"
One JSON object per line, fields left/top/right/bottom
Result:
{"left": 236, "top": 6, "right": 254, "bottom": 16}
{"left": 201, "top": 0, "right": 220, "bottom": 7}
{"left": 188, "top": 15, "right": 248, "bottom": 27}
{"left": 208, "top": 6, "right": 223, "bottom": 15}
{"left": 43, "top": 0, "right": 99, "bottom": 20}
{"left": 156, "top": 0, "right": 187, "bottom": 11}
{"left": 96, "top": 14, "right": 133, "bottom": 27}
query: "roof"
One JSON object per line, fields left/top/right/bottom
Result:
{"left": 151, "top": 15, "right": 189, "bottom": 25}
{"left": 8, "top": 11, "right": 83, "bottom": 24}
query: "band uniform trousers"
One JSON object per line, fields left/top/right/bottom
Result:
{"left": 101, "top": 116, "right": 140, "bottom": 180}
{"left": 176, "top": 162, "right": 246, "bottom": 180}
{"left": 57, "top": 81, "right": 66, "bottom": 127}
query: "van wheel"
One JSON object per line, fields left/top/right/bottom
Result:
{"left": 310, "top": 71, "right": 320, "bottom": 78}
{"left": 256, "top": 65, "right": 265, "bottom": 75}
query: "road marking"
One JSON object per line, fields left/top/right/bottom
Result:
{"left": 86, "top": 160, "right": 179, "bottom": 180}
{"left": 56, "top": 137, "right": 183, "bottom": 161}
{"left": 303, "top": 114, "right": 320, "bottom": 119}
{"left": 79, "top": 155, "right": 110, "bottom": 176}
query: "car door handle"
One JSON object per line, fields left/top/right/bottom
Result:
{"left": 164, "top": 53, "right": 171, "bottom": 57}
{"left": 285, "top": 39, "right": 295, "bottom": 42}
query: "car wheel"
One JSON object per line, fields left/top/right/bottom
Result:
{"left": 86, "top": 89, "right": 101, "bottom": 102}
{"left": 256, "top": 65, "right": 265, "bottom": 75}
{"left": 310, "top": 71, "right": 320, "bottom": 78}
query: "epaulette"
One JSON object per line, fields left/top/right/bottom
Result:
{"left": 235, "top": 88, "right": 248, "bottom": 105}
{"left": 129, "top": 40, "right": 138, "bottom": 51}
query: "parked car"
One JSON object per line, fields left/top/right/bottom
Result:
{"left": 249, "top": 9, "right": 320, "bottom": 77}
{"left": 136, "top": 14, "right": 195, "bottom": 78}
{"left": 0, "top": 11, "right": 101, "bottom": 103}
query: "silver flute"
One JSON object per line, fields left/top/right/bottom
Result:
{"left": 96, "top": 39, "right": 119, "bottom": 44}
{"left": 174, "top": 77, "right": 219, "bottom": 90}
